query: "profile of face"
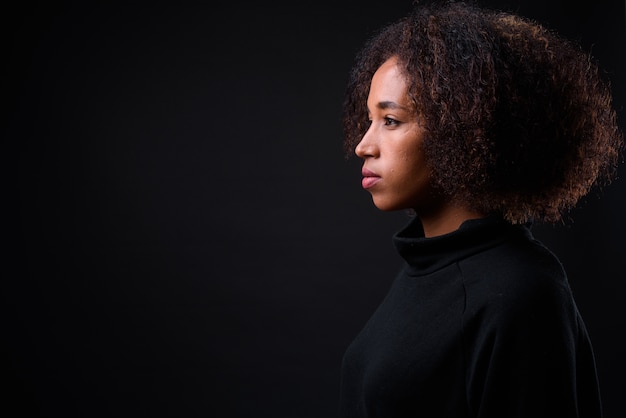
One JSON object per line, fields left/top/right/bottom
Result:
{"left": 355, "top": 56, "right": 433, "bottom": 212}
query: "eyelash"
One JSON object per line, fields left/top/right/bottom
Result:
{"left": 365, "top": 116, "right": 401, "bottom": 127}
{"left": 384, "top": 117, "right": 399, "bottom": 126}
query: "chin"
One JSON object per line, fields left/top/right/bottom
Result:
{"left": 372, "top": 198, "right": 406, "bottom": 212}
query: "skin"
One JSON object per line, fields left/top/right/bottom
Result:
{"left": 355, "top": 57, "right": 484, "bottom": 237}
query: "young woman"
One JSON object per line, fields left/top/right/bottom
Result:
{"left": 339, "top": 1, "right": 623, "bottom": 417}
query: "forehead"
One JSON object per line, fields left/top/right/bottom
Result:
{"left": 368, "top": 57, "right": 412, "bottom": 109}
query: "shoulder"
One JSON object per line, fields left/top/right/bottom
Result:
{"left": 458, "top": 233, "right": 575, "bottom": 326}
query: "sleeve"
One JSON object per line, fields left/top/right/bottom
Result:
{"left": 462, "top": 270, "right": 602, "bottom": 418}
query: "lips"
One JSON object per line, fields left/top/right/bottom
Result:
{"left": 361, "top": 168, "right": 381, "bottom": 189}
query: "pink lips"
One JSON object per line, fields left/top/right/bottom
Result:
{"left": 361, "top": 168, "right": 381, "bottom": 189}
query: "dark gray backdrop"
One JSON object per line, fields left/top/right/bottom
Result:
{"left": 6, "top": 1, "right": 625, "bottom": 417}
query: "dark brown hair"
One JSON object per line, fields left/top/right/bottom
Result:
{"left": 342, "top": 0, "right": 623, "bottom": 223}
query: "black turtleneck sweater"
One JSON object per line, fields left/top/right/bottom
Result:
{"left": 339, "top": 216, "right": 602, "bottom": 417}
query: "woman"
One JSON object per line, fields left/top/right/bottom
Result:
{"left": 339, "top": 1, "right": 623, "bottom": 417}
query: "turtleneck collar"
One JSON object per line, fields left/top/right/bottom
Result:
{"left": 393, "top": 214, "right": 533, "bottom": 276}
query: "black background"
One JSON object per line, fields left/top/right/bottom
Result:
{"left": 5, "top": 1, "right": 625, "bottom": 417}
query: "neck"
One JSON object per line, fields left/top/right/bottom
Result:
{"left": 416, "top": 202, "right": 486, "bottom": 238}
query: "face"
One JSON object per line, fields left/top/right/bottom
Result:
{"left": 355, "top": 56, "right": 435, "bottom": 212}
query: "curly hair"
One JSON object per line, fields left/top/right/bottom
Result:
{"left": 342, "top": 0, "right": 623, "bottom": 224}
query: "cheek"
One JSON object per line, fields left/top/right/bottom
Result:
{"left": 402, "top": 156, "right": 431, "bottom": 193}
{"left": 401, "top": 150, "right": 426, "bottom": 176}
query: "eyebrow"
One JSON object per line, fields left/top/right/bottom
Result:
{"left": 376, "top": 101, "right": 410, "bottom": 112}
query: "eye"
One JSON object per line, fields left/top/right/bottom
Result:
{"left": 384, "top": 117, "right": 399, "bottom": 126}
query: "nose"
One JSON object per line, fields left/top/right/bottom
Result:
{"left": 355, "top": 124, "right": 378, "bottom": 158}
